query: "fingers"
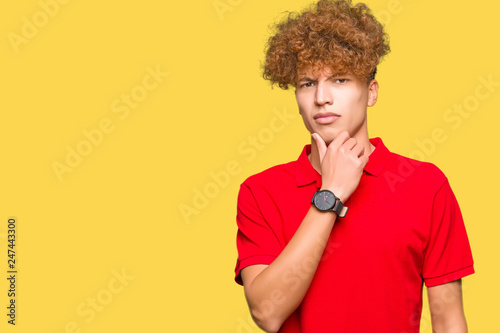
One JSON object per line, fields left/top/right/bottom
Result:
{"left": 334, "top": 133, "right": 365, "bottom": 157}
{"left": 312, "top": 133, "right": 327, "bottom": 164}
{"left": 315, "top": 131, "right": 370, "bottom": 201}
{"left": 359, "top": 154, "right": 369, "bottom": 167}
{"left": 314, "top": 131, "right": 368, "bottom": 160}
{"left": 328, "top": 131, "right": 350, "bottom": 151}
{"left": 342, "top": 137, "right": 358, "bottom": 151}
{"left": 350, "top": 140, "right": 365, "bottom": 157}
{"left": 351, "top": 142, "right": 369, "bottom": 167}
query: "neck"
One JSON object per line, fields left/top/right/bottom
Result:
{"left": 308, "top": 134, "right": 375, "bottom": 174}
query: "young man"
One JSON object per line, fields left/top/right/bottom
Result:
{"left": 234, "top": 0, "right": 474, "bottom": 332}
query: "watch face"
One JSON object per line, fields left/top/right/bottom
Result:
{"left": 314, "top": 190, "right": 336, "bottom": 211}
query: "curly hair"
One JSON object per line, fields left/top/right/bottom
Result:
{"left": 262, "top": 0, "right": 390, "bottom": 89}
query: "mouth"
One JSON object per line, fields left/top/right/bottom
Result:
{"left": 314, "top": 112, "right": 340, "bottom": 125}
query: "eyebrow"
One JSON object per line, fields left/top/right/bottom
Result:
{"left": 297, "top": 74, "right": 343, "bottom": 82}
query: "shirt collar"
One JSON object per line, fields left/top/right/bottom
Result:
{"left": 295, "top": 137, "right": 390, "bottom": 187}
{"left": 364, "top": 137, "right": 390, "bottom": 176}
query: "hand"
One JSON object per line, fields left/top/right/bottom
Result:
{"left": 312, "top": 131, "right": 368, "bottom": 202}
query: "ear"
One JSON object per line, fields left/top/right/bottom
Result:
{"left": 367, "top": 79, "right": 379, "bottom": 107}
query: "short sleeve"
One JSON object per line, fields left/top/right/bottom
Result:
{"left": 234, "top": 182, "right": 282, "bottom": 285}
{"left": 422, "top": 179, "right": 474, "bottom": 287}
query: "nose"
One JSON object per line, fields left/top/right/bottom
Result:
{"left": 314, "top": 81, "right": 333, "bottom": 106}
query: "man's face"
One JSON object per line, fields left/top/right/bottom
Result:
{"left": 295, "top": 66, "right": 378, "bottom": 145}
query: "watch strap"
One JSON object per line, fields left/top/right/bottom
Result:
{"left": 333, "top": 200, "right": 348, "bottom": 218}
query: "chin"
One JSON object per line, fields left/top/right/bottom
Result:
{"left": 310, "top": 126, "right": 348, "bottom": 145}
{"left": 324, "top": 138, "right": 335, "bottom": 146}
{"left": 323, "top": 127, "right": 353, "bottom": 144}
{"left": 316, "top": 131, "right": 338, "bottom": 146}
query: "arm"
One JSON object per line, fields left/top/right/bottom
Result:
{"left": 241, "top": 131, "right": 368, "bottom": 333}
{"left": 427, "top": 279, "right": 468, "bottom": 333}
{"left": 241, "top": 206, "right": 337, "bottom": 332}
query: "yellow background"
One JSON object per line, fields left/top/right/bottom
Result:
{"left": 1, "top": 0, "right": 498, "bottom": 331}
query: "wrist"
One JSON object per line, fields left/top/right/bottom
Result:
{"left": 319, "top": 187, "right": 346, "bottom": 203}
{"left": 312, "top": 189, "right": 349, "bottom": 218}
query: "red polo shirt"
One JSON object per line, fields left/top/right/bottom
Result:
{"left": 234, "top": 138, "right": 474, "bottom": 333}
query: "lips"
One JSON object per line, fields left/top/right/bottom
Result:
{"left": 314, "top": 112, "right": 340, "bottom": 124}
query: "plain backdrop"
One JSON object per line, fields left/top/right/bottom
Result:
{"left": 1, "top": 0, "right": 498, "bottom": 332}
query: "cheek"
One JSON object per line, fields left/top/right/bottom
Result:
{"left": 341, "top": 91, "right": 368, "bottom": 111}
{"left": 300, "top": 113, "right": 313, "bottom": 132}
{"left": 346, "top": 89, "right": 366, "bottom": 104}
{"left": 296, "top": 96, "right": 311, "bottom": 118}
{"left": 296, "top": 95, "right": 305, "bottom": 112}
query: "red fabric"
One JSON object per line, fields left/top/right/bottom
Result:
{"left": 234, "top": 138, "right": 474, "bottom": 333}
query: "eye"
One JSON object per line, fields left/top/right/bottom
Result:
{"left": 300, "top": 82, "right": 314, "bottom": 88}
{"left": 335, "top": 78, "right": 348, "bottom": 84}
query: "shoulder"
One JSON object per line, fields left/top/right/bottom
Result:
{"left": 241, "top": 159, "right": 297, "bottom": 190}
{"left": 384, "top": 151, "right": 449, "bottom": 194}
{"left": 236, "top": 159, "right": 299, "bottom": 214}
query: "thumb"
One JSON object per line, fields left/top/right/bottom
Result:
{"left": 312, "top": 133, "right": 327, "bottom": 164}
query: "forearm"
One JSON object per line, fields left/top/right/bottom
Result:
{"left": 245, "top": 206, "right": 337, "bottom": 332}
{"left": 428, "top": 280, "right": 468, "bottom": 333}
{"left": 432, "top": 321, "right": 467, "bottom": 333}
{"left": 431, "top": 311, "right": 467, "bottom": 333}
{"left": 243, "top": 132, "right": 367, "bottom": 332}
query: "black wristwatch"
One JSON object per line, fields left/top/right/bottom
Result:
{"left": 311, "top": 190, "right": 348, "bottom": 217}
